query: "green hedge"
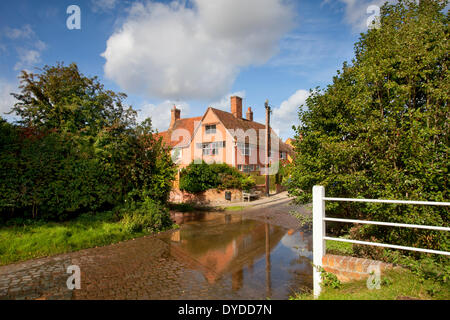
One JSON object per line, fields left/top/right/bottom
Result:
{"left": 0, "top": 63, "right": 176, "bottom": 223}
{"left": 179, "top": 161, "right": 255, "bottom": 193}
{"left": 287, "top": 1, "right": 449, "bottom": 256}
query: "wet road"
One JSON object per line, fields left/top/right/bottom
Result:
{"left": 0, "top": 202, "right": 313, "bottom": 300}
{"left": 161, "top": 211, "right": 313, "bottom": 299}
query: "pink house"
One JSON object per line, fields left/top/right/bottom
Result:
{"left": 156, "top": 96, "right": 293, "bottom": 174}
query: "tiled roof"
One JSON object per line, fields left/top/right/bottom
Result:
{"left": 156, "top": 108, "right": 292, "bottom": 154}
{"left": 209, "top": 108, "right": 266, "bottom": 131}
{"left": 155, "top": 116, "right": 202, "bottom": 148}
{"left": 209, "top": 108, "right": 292, "bottom": 153}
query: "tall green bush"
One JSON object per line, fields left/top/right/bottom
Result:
{"left": 179, "top": 161, "right": 255, "bottom": 193}
{"left": 0, "top": 63, "right": 175, "bottom": 222}
{"left": 288, "top": 0, "right": 449, "bottom": 254}
{"left": 121, "top": 197, "right": 173, "bottom": 233}
{"left": 179, "top": 161, "right": 220, "bottom": 193}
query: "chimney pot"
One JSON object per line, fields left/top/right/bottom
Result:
{"left": 170, "top": 105, "right": 181, "bottom": 129}
{"left": 231, "top": 96, "right": 242, "bottom": 119}
{"left": 246, "top": 107, "right": 253, "bottom": 121}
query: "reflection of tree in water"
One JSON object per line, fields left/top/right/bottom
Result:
{"left": 285, "top": 257, "right": 314, "bottom": 296}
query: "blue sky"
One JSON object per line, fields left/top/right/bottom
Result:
{"left": 0, "top": 0, "right": 390, "bottom": 139}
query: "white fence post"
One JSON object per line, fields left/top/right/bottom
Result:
{"left": 313, "top": 185, "right": 326, "bottom": 298}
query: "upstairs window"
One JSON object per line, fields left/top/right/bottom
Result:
{"left": 205, "top": 124, "right": 216, "bottom": 134}
{"left": 202, "top": 143, "right": 217, "bottom": 156}
{"left": 200, "top": 141, "right": 225, "bottom": 156}
{"left": 238, "top": 143, "right": 251, "bottom": 156}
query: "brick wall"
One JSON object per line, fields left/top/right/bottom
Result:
{"left": 322, "top": 254, "right": 394, "bottom": 282}
{"left": 169, "top": 189, "right": 243, "bottom": 205}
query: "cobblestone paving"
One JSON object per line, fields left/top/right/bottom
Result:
{"left": 0, "top": 255, "right": 74, "bottom": 300}
{"left": 0, "top": 233, "right": 265, "bottom": 300}
{"left": 238, "top": 199, "right": 310, "bottom": 230}
{"left": 0, "top": 201, "right": 310, "bottom": 300}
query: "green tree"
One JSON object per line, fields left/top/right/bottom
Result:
{"left": 0, "top": 63, "right": 175, "bottom": 221}
{"left": 179, "top": 161, "right": 220, "bottom": 193}
{"left": 288, "top": 0, "right": 449, "bottom": 253}
{"left": 10, "top": 63, "right": 135, "bottom": 136}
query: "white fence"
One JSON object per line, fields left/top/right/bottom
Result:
{"left": 312, "top": 185, "right": 450, "bottom": 298}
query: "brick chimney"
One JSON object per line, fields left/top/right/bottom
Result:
{"left": 231, "top": 96, "right": 242, "bottom": 119}
{"left": 170, "top": 105, "right": 180, "bottom": 129}
{"left": 246, "top": 107, "right": 253, "bottom": 121}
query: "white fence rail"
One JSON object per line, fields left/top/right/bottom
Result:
{"left": 312, "top": 185, "right": 450, "bottom": 298}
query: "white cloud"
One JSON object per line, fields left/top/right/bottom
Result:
{"left": 271, "top": 89, "right": 309, "bottom": 139}
{"left": 0, "top": 79, "right": 18, "bottom": 118}
{"left": 137, "top": 100, "right": 190, "bottom": 132}
{"left": 14, "top": 48, "right": 42, "bottom": 71}
{"left": 102, "top": 0, "right": 295, "bottom": 100}
{"left": 91, "top": 0, "right": 119, "bottom": 12}
{"left": 325, "top": 0, "right": 396, "bottom": 32}
{"left": 2, "top": 24, "right": 47, "bottom": 72}
{"left": 209, "top": 91, "right": 246, "bottom": 111}
{"left": 4, "top": 25, "right": 35, "bottom": 39}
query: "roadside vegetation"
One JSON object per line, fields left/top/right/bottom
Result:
{"left": 291, "top": 267, "right": 450, "bottom": 300}
{"left": 0, "top": 63, "right": 177, "bottom": 265}
{"left": 287, "top": 0, "right": 449, "bottom": 299}
{"left": 0, "top": 202, "right": 176, "bottom": 265}
{"left": 179, "top": 161, "right": 256, "bottom": 193}
{"left": 223, "top": 206, "right": 248, "bottom": 211}
{"left": 178, "top": 160, "right": 290, "bottom": 194}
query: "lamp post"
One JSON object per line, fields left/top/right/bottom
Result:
{"left": 265, "top": 100, "right": 271, "bottom": 197}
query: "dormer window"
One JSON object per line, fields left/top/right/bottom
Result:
{"left": 205, "top": 125, "right": 216, "bottom": 134}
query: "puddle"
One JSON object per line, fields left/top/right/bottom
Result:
{"left": 159, "top": 212, "right": 313, "bottom": 299}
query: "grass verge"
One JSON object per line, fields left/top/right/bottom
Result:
{"left": 0, "top": 210, "right": 175, "bottom": 266}
{"left": 326, "top": 239, "right": 354, "bottom": 256}
{"left": 223, "top": 205, "right": 249, "bottom": 211}
{"left": 290, "top": 268, "right": 450, "bottom": 300}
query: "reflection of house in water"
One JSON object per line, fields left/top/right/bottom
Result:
{"left": 166, "top": 213, "right": 285, "bottom": 291}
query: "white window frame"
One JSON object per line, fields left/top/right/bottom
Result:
{"left": 238, "top": 164, "right": 257, "bottom": 173}
{"left": 238, "top": 143, "right": 251, "bottom": 156}
{"left": 201, "top": 141, "right": 224, "bottom": 156}
{"left": 205, "top": 124, "right": 216, "bottom": 135}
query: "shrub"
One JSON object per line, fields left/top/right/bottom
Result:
{"left": 179, "top": 161, "right": 220, "bottom": 193}
{"left": 121, "top": 198, "right": 173, "bottom": 233}
{"left": 217, "top": 174, "right": 242, "bottom": 190}
{"left": 288, "top": 1, "right": 449, "bottom": 256}
{"left": 0, "top": 63, "right": 176, "bottom": 223}
{"left": 241, "top": 175, "right": 256, "bottom": 191}
{"left": 179, "top": 161, "right": 256, "bottom": 193}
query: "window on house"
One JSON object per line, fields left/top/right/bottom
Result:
{"left": 202, "top": 143, "right": 217, "bottom": 156}
{"left": 205, "top": 125, "right": 216, "bottom": 134}
{"left": 280, "top": 152, "right": 286, "bottom": 160}
{"left": 238, "top": 143, "right": 251, "bottom": 156}
{"left": 238, "top": 164, "right": 258, "bottom": 173}
{"left": 201, "top": 141, "right": 225, "bottom": 156}
{"left": 171, "top": 148, "right": 182, "bottom": 162}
